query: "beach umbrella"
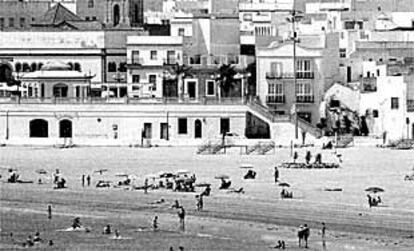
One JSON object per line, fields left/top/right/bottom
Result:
{"left": 94, "top": 169, "right": 108, "bottom": 175}
{"left": 214, "top": 175, "right": 230, "bottom": 179}
{"left": 195, "top": 182, "right": 211, "bottom": 187}
{"left": 239, "top": 164, "right": 254, "bottom": 169}
{"left": 365, "top": 187, "right": 384, "bottom": 193}
{"left": 175, "top": 169, "right": 190, "bottom": 174}
{"left": 157, "top": 171, "right": 175, "bottom": 178}
{"left": 278, "top": 182, "right": 290, "bottom": 187}
{"left": 115, "top": 173, "right": 129, "bottom": 177}
{"left": 35, "top": 169, "right": 48, "bottom": 175}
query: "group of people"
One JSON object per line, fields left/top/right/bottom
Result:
{"left": 53, "top": 169, "right": 66, "bottom": 189}
{"left": 367, "top": 194, "right": 382, "bottom": 207}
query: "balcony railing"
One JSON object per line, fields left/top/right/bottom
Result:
{"left": 182, "top": 55, "right": 248, "bottom": 67}
{"left": 408, "top": 99, "right": 414, "bottom": 112}
{"left": 131, "top": 58, "right": 144, "bottom": 65}
{"left": 266, "top": 72, "right": 314, "bottom": 79}
{"left": 266, "top": 95, "right": 285, "bottom": 104}
{"left": 163, "top": 58, "right": 177, "bottom": 65}
{"left": 296, "top": 95, "right": 315, "bottom": 103}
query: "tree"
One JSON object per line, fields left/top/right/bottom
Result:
{"left": 217, "top": 64, "right": 237, "bottom": 98}
{"left": 168, "top": 63, "right": 192, "bottom": 100}
{"left": 245, "top": 62, "right": 256, "bottom": 97}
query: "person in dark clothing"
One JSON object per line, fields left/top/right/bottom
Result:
{"left": 314, "top": 153, "right": 322, "bottom": 164}
{"left": 274, "top": 167, "right": 279, "bottom": 183}
{"left": 178, "top": 207, "right": 185, "bottom": 231}
{"left": 360, "top": 116, "right": 369, "bottom": 136}
{"left": 86, "top": 175, "right": 91, "bottom": 187}
{"left": 82, "top": 174, "right": 85, "bottom": 187}
{"left": 305, "top": 151, "right": 312, "bottom": 164}
{"left": 293, "top": 151, "right": 298, "bottom": 163}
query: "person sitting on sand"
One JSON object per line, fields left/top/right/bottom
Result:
{"left": 201, "top": 186, "right": 211, "bottom": 197}
{"left": 171, "top": 200, "right": 180, "bottom": 209}
{"left": 24, "top": 235, "right": 34, "bottom": 247}
{"left": 33, "top": 232, "right": 41, "bottom": 242}
{"left": 72, "top": 217, "right": 82, "bottom": 229}
{"left": 219, "top": 178, "right": 231, "bottom": 189}
{"left": 150, "top": 198, "right": 165, "bottom": 205}
{"left": 114, "top": 229, "right": 121, "bottom": 239}
{"left": 244, "top": 170, "right": 257, "bottom": 179}
{"left": 103, "top": 225, "right": 111, "bottom": 235}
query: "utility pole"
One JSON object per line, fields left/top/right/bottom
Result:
{"left": 287, "top": 10, "right": 303, "bottom": 139}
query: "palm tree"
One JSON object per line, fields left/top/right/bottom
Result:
{"left": 168, "top": 63, "right": 192, "bottom": 100}
{"left": 217, "top": 64, "right": 237, "bottom": 98}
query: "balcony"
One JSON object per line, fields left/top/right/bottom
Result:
{"left": 266, "top": 95, "right": 285, "bottom": 104}
{"left": 408, "top": 99, "right": 414, "bottom": 112}
{"left": 266, "top": 72, "right": 314, "bottom": 79}
{"left": 296, "top": 95, "right": 314, "bottom": 103}
{"left": 163, "top": 58, "right": 177, "bottom": 65}
{"left": 130, "top": 58, "right": 144, "bottom": 65}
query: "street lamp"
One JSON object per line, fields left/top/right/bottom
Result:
{"left": 211, "top": 73, "right": 221, "bottom": 102}
{"left": 286, "top": 10, "right": 304, "bottom": 139}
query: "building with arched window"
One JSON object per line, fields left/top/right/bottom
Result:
{"left": 20, "top": 61, "right": 94, "bottom": 99}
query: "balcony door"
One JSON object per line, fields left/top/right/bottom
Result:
{"left": 167, "top": 51, "right": 175, "bottom": 64}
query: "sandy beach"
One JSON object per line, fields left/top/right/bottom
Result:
{"left": 1, "top": 146, "right": 414, "bottom": 250}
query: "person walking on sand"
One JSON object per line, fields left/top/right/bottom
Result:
{"left": 274, "top": 166, "right": 279, "bottom": 183}
{"left": 82, "top": 174, "right": 85, "bottom": 187}
{"left": 144, "top": 178, "right": 149, "bottom": 194}
{"left": 86, "top": 175, "right": 91, "bottom": 187}
{"left": 321, "top": 222, "right": 326, "bottom": 247}
{"left": 178, "top": 207, "right": 185, "bottom": 231}
{"left": 153, "top": 215, "right": 159, "bottom": 231}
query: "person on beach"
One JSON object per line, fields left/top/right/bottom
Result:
{"left": 82, "top": 174, "right": 85, "bottom": 187}
{"left": 293, "top": 151, "right": 298, "bottom": 163}
{"left": 178, "top": 207, "right": 185, "bottom": 231}
{"left": 305, "top": 151, "right": 312, "bottom": 164}
{"left": 103, "top": 225, "right": 111, "bottom": 234}
{"left": 274, "top": 167, "right": 279, "bottom": 183}
{"left": 321, "top": 222, "right": 326, "bottom": 247}
{"left": 153, "top": 215, "right": 159, "bottom": 231}
{"left": 86, "top": 175, "right": 91, "bottom": 186}
{"left": 144, "top": 179, "right": 149, "bottom": 194}
{"left": 196, "top": 195, "right": 203, "bottom": 211}
{"left": 33, "top": 232, "right": 41, "bottom": 242}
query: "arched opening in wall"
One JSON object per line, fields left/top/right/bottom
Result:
{"left": 22, "top": 63, "right": 30, "bottom": 72}
{"left": 59, "top": 119, "right": 72, "bottom": 138}
{"left": 74, "top": 63, "right": 81, "bottom": 72}
{"left": 53, "top": 83, "right": 68, "bottom": 97}
{"left": 68, "top": 62, "right": 74, "bottom": 70}
{"left": 38, "top": 63, "right": 43, "bottom": 71}
{"left": 0, "top": 64, "right": 12, "bottom": 83}
{"left": 15, "top": 62, "right": 22, "bottom": 72}
{"left": 113, "top": 4, "right": 120, "bottom": 26}
{"left": 194, "top": 119, "right": 202, "bottom": 138}
{"left": 30, "top": 119, "right": 48, "bottom": 138}
{"left": 30, "top": 62, "right": 37, "bottom": 72}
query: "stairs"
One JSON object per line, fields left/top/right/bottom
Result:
{"left": 197, "top": 140, "right": 225, "bottom": 154}
{"left": 258, "top": 141, "right": 275, "bottom": 154}
{"left": 247, "top": 101, "right": 323, "bottom": 139}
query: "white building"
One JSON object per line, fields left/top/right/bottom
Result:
{"left": 126, "top": 36, "right": 183, "bottom": 98}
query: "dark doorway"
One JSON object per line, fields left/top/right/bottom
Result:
{"left": 163, "top": 79, "right": 178, "bottom": 98}
{"left": 59, "top": 119, "right": 72, "bottom": 138}
{"left": 0, "top": 64, "right": 12, "bottom": 83}
{"left": 412, "top": 124, "right": 414, "bottom": 139}
{"left": 194, "top": 119, "right": 202, "bottom": 138}
{"left": 347, "top": 66, "right": 352, "bottom": 83}
{"left": 160, "top": 123, "right": 168, "bottom": 140}
{"left": 187, "top": 81, "right": 196, "bottom": 99}
{"left": 113, "top": 4, "right": 120, "bottom": 26}
{"left": 220, "top": 118, "right": 230, "bottom": 134}
{"left": 143, "top": 123, "right": 152, "bottom": 139}
{"left": 29, "top": 119, "right": 48, "bottom": 138}
{"left": 40, "top": 83, "right": 45, "bottom": 98}
{"left": 53, "top": 83, "right": 68, "bottom": 97}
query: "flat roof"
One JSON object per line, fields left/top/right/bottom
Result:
{"left": 127, "top": 36, "right": 183, "bottom": 45}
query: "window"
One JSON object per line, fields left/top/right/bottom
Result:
{"left": 339, "top": 48, "right": 346, "bottom": 58}
{"left": 88, "top": 0, "right": 94, "bottom": 8}
{"left": 132, "top": 75, "right": 140, "bottom": 83}
{"left": 23, "top": 63, "right": 30, "bottom": 72}
{"left": 373, "top": 110, "right": 379, "bottom": 118}
{"left": 206, "top": 80, "right": 215, "bottom": 96}
{"left": 108, "top": 62, "right": 117, "bottom": 72}
{"left": 220, "top": 118, "right": 230, "bottom": 134}
{"left": 269, "top": 62, "right": 282, "bottom": 78}
{"left": 296, "top": 82, "right": 314, "bottom": 102}
{"left": 85, "top": 17, "right": 90, "bottom": 21}
{"left": 178, "top": 118, "right": 187, "bottom": 134}
{"left": 268, "top": 82, "right": 283, "bottom": 95}
{"left": 92, "top": 16, "right": 97, "bottom": 21}
{"left": 9, "top": 18, "right": 14, "bottom": 28}
{"left": 391, "top": 97, "right": 399, "bottom": 109}
{"left": 178, "top": 28, "right": 185, "bottom": 36}
{"left": 149, "top": 74, "right": 156, "bottom": 91}
{"left": 118, "top": 62, "right": 127, "bottom": 72}
{"left": 150, "top": 50, "right": 157, "bottom": 60}
{"left": 132, "top": 51, "right": 140, "bottom": 64}
{"left": 132, "top": 85, "right": 140, "bottom": 91}
{"left": 74, "top": 63, "right": 81, "bottom": 71}
{"left": 243, "top": 13, "right": 252, "bottom": 21}
{"left": 160, "top": 123, "right": 168, "bottom": 139}
{"left": 296, "top": 60, "right": 313, "bottom": 78}
{"left": 0, "top": 18, "right": 4, "bottom": 29}
{"left": 30, "top": 62, "right": 37, "bottom": 72}
{"left": 19, "top": 17, "right": 25, "bottom": 28}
